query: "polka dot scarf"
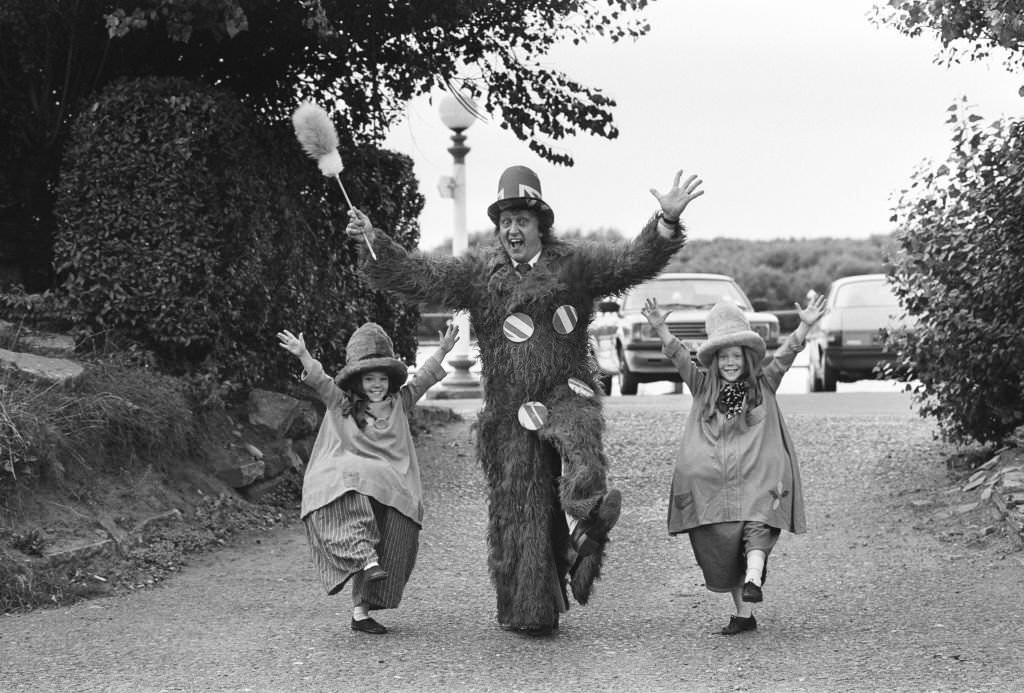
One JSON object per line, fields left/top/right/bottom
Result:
{"left": 716, "top": 382, "right": 747, "bottom": 420}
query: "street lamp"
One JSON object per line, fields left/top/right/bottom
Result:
{"left": 431, "top": 92, "right": 482, "bottom": 398}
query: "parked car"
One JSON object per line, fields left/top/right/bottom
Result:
{"left": 594, "top": 273, "right": 780, "bottom": 395}
{"left": 806, "top": 273, "right": 910, "bottom": 392}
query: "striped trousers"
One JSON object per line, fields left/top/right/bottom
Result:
{"left": 303, "top": 491, "right": 420, "bottom": 609}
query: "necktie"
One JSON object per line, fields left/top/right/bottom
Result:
{"left": 516, "top": 263, "right": 532, "bottom": 275}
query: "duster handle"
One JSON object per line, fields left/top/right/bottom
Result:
{"left": 334, "top": 175, "right": 377, "bottom": 261}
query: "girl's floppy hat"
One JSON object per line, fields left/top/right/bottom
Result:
{"left": 486, "top": 165, "right": 555, "bottom": 228}
{"left": 696, "top": 301, "right": 766, "bottom": 367}
{"left": 335, "top": 322, "right": 409, "bottom": 392}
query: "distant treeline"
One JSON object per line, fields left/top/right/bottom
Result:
{"left": 424, "top": 228, "right": 898, "bottom": 312}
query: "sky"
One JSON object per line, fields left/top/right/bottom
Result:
{"left": 381, "top": 0, "right": 1024, "bottom": 251}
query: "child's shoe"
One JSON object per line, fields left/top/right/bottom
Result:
{"left": 741, "top": 581, "right": 763, "bottom": 603}
{"left": 351, "top": 617, "right": 387, "bottom": 634}
{"left": 363, "top": 564, "right": 388, "bottom": 583}
{"left": 720, "top": 614, "right": 757, "bottom": 635}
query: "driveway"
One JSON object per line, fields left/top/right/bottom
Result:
{"left": 1, "top": 392, "right": 1020, "bottom": 692}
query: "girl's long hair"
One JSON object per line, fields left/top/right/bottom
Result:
{"left": 699, "top": 346, "right": 763, "bottom": 420}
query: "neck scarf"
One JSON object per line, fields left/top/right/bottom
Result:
{"left": 716, "top": 381, "right": 747, "bottom": 419}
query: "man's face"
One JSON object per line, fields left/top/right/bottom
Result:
{"left": 497, "top": 208, "right": 542, "bottom": 263}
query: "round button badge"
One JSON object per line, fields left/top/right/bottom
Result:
{"left": 567, "top": 377, "right": 595, "bottom": 398}
{"left": 517, "top": 401, "right": 548, "bottom": 431}
{"left": 552, "top": 305, "right": 579, "bottom": 335}
{"left": 503, "top": 313, "right": 535, "bottom": 343}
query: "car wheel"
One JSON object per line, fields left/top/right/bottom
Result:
{"left": 618, "top": 350, "right": 638, "bottom": 396}
{"left": 822, "top": 359, "right": 838, "bottom": 392}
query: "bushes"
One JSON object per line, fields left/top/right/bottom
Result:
{"left": 51, "top": 76, "right": 423, "bottom": 387}
{"left": 887, "top": 103, "right": 1024, "bottom": 445}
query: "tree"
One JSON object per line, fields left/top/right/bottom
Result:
{"left": 1, "top": 1, "right": 653, "bottom": 289}
{"left": 886, "top": 102, "right": 1024, "bottom": 445}
{"left": 873, "top": 1, "right": 1024, "bottom": 74}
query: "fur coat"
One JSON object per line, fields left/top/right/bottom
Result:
{"left": 360, "top": 214, "right": 684, "bottom": 631}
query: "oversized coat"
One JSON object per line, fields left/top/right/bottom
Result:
{"left": 360, "top": 214, "right": 684, "bottom": 631}
{"left": 299, "top": 355, "right": 448, "bottom": 524}
{"left": 662, "top": 332, "right": 807, "bottom": 536}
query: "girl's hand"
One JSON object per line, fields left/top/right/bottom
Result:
{"left": 438, "top": 323, "right": 460, "bottom": 353}
{"left": 276, "top": 329, "right": 308, "bottom": 357}
{"left": 795, "top": 293, "right": 828, "bottom": 327}
{"left": 649, "top": 169, "right": 704, "bottom": 221}
{"left": 345, "top": 208, "right": 375, "bottom": 244}
{"left": 641, "top": 297, "right": 671, "bottom": 328}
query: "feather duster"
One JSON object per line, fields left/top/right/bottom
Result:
{"left": 292, "top": 102, "right": 344, "bottom": 177}
{"left": 291, "top": 102, "right": 376, "bottom": 259}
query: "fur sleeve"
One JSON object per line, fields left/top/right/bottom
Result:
{"left": 570, "top": 213, "right": 686, "bottom": 297}
{"left": 361, "top": 229, "right": 480, "bottom": 309}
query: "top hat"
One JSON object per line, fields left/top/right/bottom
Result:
{"left": 696, "top": 302, "right": 766, "bottom": 367}
{"left": 334, "top": 322, "right": 409, "bottom": 393}
{"left": 486, "top": 165, "right": 554, "bottom": 228}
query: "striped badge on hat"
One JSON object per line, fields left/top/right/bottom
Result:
{"left": 552, "top": 305, "right": 579, "bottom": 335}
{"left": 503, "top": 313, "right": 534, "bottom": 343}
{"left": 517, "top": 401, "right": 548, "bottom": 430}
{"left": 567, "top": 377, "right": 595, "bottom": 398}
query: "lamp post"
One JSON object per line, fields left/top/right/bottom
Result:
{"left": 430, "top": 93, "right": 482, "bottom": 398}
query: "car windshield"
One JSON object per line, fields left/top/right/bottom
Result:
{"left": 833, "top": 279, "right": 900, "bottom": 308}
{"left": 621, "top": 278, "right": 752, "bottom": 312}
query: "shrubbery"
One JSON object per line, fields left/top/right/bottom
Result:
{"left": 887, "top": 102, "right": 1024, "bottom": 445}
{"left": 50, "top": 76, "right": 423, "bottom": 387}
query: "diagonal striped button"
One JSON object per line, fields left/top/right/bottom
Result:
{"left": 552, "top": 305, "right": 579, "bottom": 335}
{"left": 517, "top": 401, "right": 548, "bottom": 430}
{"left": 503, "top": 313, "right": 535, "bottom": 343}
{"left": 567, "top": 377, "right": 595, "bottom": 398}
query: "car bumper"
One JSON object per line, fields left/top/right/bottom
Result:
{"left": 824, "top": 347, "right": 895, "bottom": 380}
{"left": 622, "top": 345, "right": 686, "bottom": 380}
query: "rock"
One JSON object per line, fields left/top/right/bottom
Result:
{"left": 240, "top": 474, "right": 291, "bottom": 504}
{"left": 248, "top": 389, "right": 302, "bottom": 436}
{"left": 209, "top": 444, "right": 265, "bottom": 488}
{"left": 0, "top": 319, "right": 76, "bottom": 356}
{"left": 283, "top": 401, "right": 320, "bottom": 439}
{"left": 260, "top": 439, "right": 295, "bottom": 479}
{"left": 0, "top": 347, "right": 84, "bottom": 385}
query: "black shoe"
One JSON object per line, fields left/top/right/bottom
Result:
{"left": 720, "top": 615, "right": 757, "bottom": 635}
{"left": 742, "top": 581, "right": 763, "bottom": 603}
{"left": 570, "top": 489, "right": 622, "bottom": 557}
{"left": 351, "top": 617, "right": 387, "bottom": 634}
{"left": 517, "top": 624, "right": 556, "bottom": 637}
{"left": 363, "top": 564, "right": 388, "bottom": 583}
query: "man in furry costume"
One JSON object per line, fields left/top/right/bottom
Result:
{"left": 346, "top": 166, "right": 703, "bottom": 635}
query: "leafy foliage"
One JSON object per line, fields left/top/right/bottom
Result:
{"left": 52, "top": 76, "right": 423, "bottom": 385}
{"left": 887, "top": 101, "right": 1024, "bottom": 444}
{"left": 873, "top": 0, "right": 1024, "bottom": 74}
{"left": 2, "top": 1, "right": 651, "bottom": 288}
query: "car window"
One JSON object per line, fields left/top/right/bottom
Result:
{"left": 621, "top": 278, "right": 752, "bottom": 311}
{"left": 832, "top": 280, "right": 900, "bottom": 308}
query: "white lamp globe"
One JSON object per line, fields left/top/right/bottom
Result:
{"left": 439, "top": 93, "right": 477, "bottom": 132}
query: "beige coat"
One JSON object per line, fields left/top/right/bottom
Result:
{"left": 664, "top": 333, "right": 807, "bottom": 535}
{"left": 299, "top": 356, "right": 447, "bottom": 524}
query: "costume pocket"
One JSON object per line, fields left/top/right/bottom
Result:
{"left": 673, "top": 491, "right": 693, "bottom": 510}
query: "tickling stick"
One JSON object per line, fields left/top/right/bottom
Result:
{"left": 291, "top": 102, "right": 377, "bottom": 260}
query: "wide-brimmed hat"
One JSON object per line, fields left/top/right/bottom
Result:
{"left": 486, "top": 165, "right": 554, "bottom": 228}
{"left": 696, "top": 302, "right": 766, "bottom": 367}
{"left": 334, "top": 322, "right": 408, "bottom": 393}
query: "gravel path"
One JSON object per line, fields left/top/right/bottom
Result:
{"left": 1, "top": 394, "right": 1021, "bottom": 693}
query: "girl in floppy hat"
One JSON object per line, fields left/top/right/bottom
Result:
{"left": 642, "top": 292, "right": 826, "bottom": 635}
{"left": 276, "top": 321, "right": 459, "bottom": 635}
